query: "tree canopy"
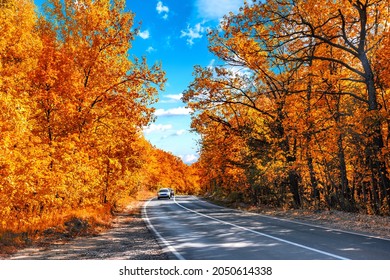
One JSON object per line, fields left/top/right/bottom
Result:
{"left": 183, "top": 0, "right": 390, "bottom": 215}
{"left": 0, "top": 0, "right": 199, "bottom": 237}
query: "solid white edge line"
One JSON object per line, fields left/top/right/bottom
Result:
{"left": 142, "top": 198, "right": 185, "bottom": 260}
{"left": 175, "top": 197, "right": 350, "bottom": 260}
{"left": 195, "top": 196, "right": 390, "bottom": 242}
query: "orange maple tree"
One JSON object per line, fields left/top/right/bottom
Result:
{"left": 0, "top": 0, "right": 201, "bottom": 244}
{"left": 184, "top": 0, "right": 390, "bottom": 214}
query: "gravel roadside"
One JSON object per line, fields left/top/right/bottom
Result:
{"left": 5, "top": 201, "right": 169, "bottom": 260}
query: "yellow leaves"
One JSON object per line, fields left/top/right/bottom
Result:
{"left": 185, "top": 0, "right": 390, "bottom": 213}
{"left": 376, "top": 32, "right": 390, "bottom": 88}
{"left": 0, "top": 1, "right": 41, "bottom": 97}
{"left": 0, "top": 0, "right": 174, "bottom": 234}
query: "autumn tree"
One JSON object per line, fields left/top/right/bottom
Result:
{"left": 140, "top": 145, "right": 200, "bottom": 195}
{"left": 184, "top": 0, "right": 390, "bottom": 214}
{"left": 183, "top": 25, "right": 305, "bottom": 207}
{"left": 254, "top": 0, "right": 390, "bottom": 212}
{"left": 0, "top": 0, "right": 43, "bottom": 230}
{"left": 1, "top": 0, "right": 169, "bottom": 237}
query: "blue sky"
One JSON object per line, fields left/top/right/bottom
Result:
{"left": 128, "top": 0, "right": 248, "bottom": 164}
{"left": 34, "top": 0, "right": 247, "bottom": 164}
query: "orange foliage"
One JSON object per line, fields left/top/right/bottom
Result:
{"left": 0, "top": 0, "right": 199, "bottom": 242}
{"left": 140, "top": 143, "right": 200, "bottom": 195}
{"left": 184, "top": 0, "right": 390, "bottom": 214}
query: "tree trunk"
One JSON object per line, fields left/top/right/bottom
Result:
{"left": 288, "top": 169, "right": 301, "bottom": 208}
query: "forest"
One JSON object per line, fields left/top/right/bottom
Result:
{"left": 183, "top": 0, "right": 390, "bottom": 216}
{"left": 2, "top": 0, "right": 390, "bottom": 251}
{"left": 0, "top": 0, "right": 199, "bottom": 243}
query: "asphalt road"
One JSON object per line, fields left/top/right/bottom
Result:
{"left": 143, "top": 196, "right": 390, "bottom": 260}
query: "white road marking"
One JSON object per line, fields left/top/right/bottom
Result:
{"left": 194, "top": 196, "right": 390, "bottom": 242}
{"left": 174, "top": 197, "right": 350, "bottom": 260}
{"left": 142, "top": 198, "right": 185, "bottom": 260}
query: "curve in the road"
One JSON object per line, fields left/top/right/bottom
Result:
{"left": 144, "top": 196, "right": 390, "bottom": 260}
{"left": 173, "top": 197, "right": 349, "bottom": 260}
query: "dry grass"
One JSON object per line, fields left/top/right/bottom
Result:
{"left": 115, "top": 190, "right": 154, "bottom": 213}
{"left": 0, "top": 191, "right": 156, "bottom": 258}
{"left": 0, "top": 212, "right": 109, "bottom": 257}
{"left": 0, "top": 205, "right": 112, "bottom": 256}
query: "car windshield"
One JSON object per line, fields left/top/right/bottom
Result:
{"left": 158, "top": 189, "right": 169, "bottom": 192}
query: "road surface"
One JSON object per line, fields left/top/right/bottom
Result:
{"left": 143, "top": 196, "right": 390, "bottom": 260}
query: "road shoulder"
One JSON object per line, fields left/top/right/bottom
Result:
{"left": 2, "top": 200, "right": 169, "bottom": 260}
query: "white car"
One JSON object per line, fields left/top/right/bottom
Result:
{"left": 157, "top": 188, "right": 171, "bottom": 199}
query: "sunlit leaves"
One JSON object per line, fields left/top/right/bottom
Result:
{"left": 0, "top": 0, "right": 173, "bottom": 234}
{"left": 185, "top": 0, "right": 390, "bottom": 214}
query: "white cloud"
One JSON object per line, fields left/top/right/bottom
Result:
{"left": 180, "top": 22, "right": 206, "bottom": 45}
{"left": 156, "top": 1, "right": 169, "bottom": 13}
{"left": 154, "top": 107, "right": 192, "bottom": 117}
{"left": 165, "top": 94, "right": 183, "bottom": 101}
{"left": 165, "top": 129, "right": 187, "bottom": 138}
{"left": 175, "top": 129, "right": 187, "bottom": 136}
{"left": 143, "top": 123, "right": 172, "bottom": 134}
{"left": 208, "top": 59, "right": 216, "bottom": 69}
{"left": 156, "top": 1, "right": 169, "bottom": 19}
{"left": 160, "top": 94, "right": 183, "bottom": 103}
{"left": 146, "top": 46, "right": 156, "bottom": 53}
{"left": 224, "top": 64, "right": 253, "bottom": 78}
{"left": 180, "top": 154, "right": 199, "bottom": 164}
{"left": 196, "top": 0, "right": 245, "bottom": 21}
{"left": 138, "top": 30, "right": 150, "bottom": 39}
